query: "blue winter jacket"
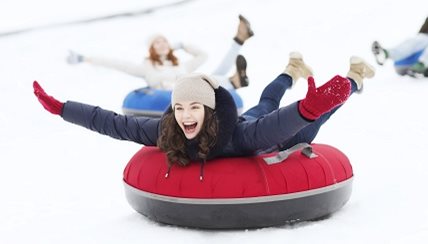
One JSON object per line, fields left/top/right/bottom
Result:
{"left": 61, "top": 87, "right": 310, "bottom": 160}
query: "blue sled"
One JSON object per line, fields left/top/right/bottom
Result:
{"left": 393, "top": 49, "right": 425, "bottom": 76}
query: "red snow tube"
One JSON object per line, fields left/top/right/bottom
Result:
{"left": 123, "top": 143, "right": 353, "bottom": 229}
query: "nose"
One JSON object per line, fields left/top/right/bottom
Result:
{"left": 182, "top": 108, "right": 191, "bottom": 118}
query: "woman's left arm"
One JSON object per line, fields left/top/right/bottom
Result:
{"left": 181, "top": 43, "right": 208, "bottom": 72}
{"left": 234, "top": 102, "right": 310, "bottom": 152}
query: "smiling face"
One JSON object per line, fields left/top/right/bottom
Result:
{"left": 151, "top": 36, "right": 171, "bottom": 56}
{"left": 174, "top": 101, "right": 205, "bottom": 139}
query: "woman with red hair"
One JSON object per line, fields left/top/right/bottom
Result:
{"left": 67, "top": 15, "right": 254, "bottom": 90}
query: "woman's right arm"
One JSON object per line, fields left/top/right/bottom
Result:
{"left": 85, "top": 56, "right": 148, "bottom": 79}
{"left": 61, "top": 101, "right": 160, "bottom": 146}
{"left": 86, "top": 57, "right": 168, "bottom": 89}
{"left": 33, "top": 81, "right": 160, "bottom": 145}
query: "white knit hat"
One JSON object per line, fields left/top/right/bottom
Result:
{"left": 146, "top": 33, "right": 168, "bottom": 47}
{"left": 171, "top": 73, "right": 219, "bottom": 110}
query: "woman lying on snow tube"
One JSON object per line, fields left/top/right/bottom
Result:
{"left": 122, "top": 87, "right": 244, "bottom": 117}
{"left": 33, "top": 52, "right": 375, "bottom": 228}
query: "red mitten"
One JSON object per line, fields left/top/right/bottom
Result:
{"left": 33, "top": 81, "right": 64, "bottom": 115}
{"left": 298, "top": 75, "right": 351, "bottom": 121}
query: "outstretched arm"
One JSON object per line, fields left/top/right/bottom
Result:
{"left": 84, "top": 56, "right": 148, "bottom": 78}
{"left": 235, "top": 75, "right": 350, "bottom": 152}
{"left": 181, "top": 43, "right": 208, "bottom": 72}
{"left": 33, "top": 81, "right": 159, "bottom": 146}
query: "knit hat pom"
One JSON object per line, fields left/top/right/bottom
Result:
{"left": 171, "top": 73, "right": 219, "bottom": 110}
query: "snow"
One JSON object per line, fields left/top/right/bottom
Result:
{"left": 1, "top": 0, "right": 428, "bottom": 243}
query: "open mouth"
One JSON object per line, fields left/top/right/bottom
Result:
{"left": 183, "top": 122, "right": 197, "bottom": 134}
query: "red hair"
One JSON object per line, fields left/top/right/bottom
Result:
{"left": 148, "top": 45, "right": 179, "bottom": 66}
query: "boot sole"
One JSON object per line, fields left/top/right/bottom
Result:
{"left": 371, "top": 41, "right": 386, "bottom": 65}
{"left": 236, "top": 55, "right": 249, "bottom": 87}
{"left": 238, "top": 15, "right": 254, "bottom": 37}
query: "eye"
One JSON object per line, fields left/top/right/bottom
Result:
{"left": 175, "top": 106, "right": 183, "bottom": 111}
{"left": 191, "top": 105, "right": 202, "bottom": 110}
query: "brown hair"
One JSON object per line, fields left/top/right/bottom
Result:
{"left": 148, "top": 45, "right": 179, "bottom": 66}
{"left": 157, "top": 107, "right": 218, "bottom": 166}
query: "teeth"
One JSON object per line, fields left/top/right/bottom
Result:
{"left": 183, "top": 122, "right": 195, "bottom": 125}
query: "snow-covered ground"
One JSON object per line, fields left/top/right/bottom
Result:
{"left": 1, "top": 0, "right": 428, "bottom": 243}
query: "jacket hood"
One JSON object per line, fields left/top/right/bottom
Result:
{"left": 206, "top": 86, "right": 238, "bottom": 159}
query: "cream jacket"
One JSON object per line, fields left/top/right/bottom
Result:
{"left": 87, "top": 43, "right": 208, "bottom": 90}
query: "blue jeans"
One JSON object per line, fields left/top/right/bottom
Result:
{"left": 241, "top": 73, "right": 359, "bottom": 151}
